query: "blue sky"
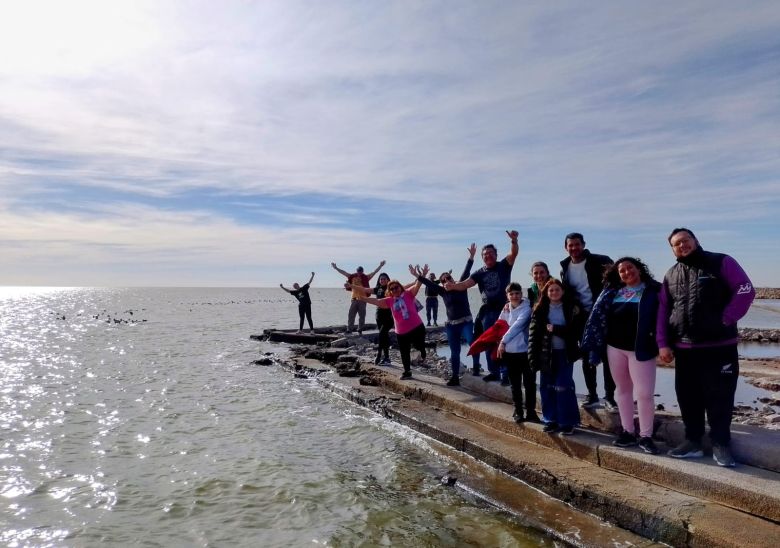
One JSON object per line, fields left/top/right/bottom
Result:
{"left": 1, "top": 1, "right": 779, "bottom": 287}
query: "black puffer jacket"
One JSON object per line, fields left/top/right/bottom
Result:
{"left": 528, "top": 299, "right": 584, "bottom": 374}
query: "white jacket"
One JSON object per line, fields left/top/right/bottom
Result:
{"left": 499, "top": 299, "right": 531, "bottom": 353}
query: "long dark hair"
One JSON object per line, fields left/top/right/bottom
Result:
{"left": 533, "top": 278, "right": 565, "bottom": 313}
{"left": 603, "top": 257, "right": 655, "bottom": 289}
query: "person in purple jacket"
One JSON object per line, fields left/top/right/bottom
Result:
{"left": 657, "top": 228, "right": 755, "bottom": 467}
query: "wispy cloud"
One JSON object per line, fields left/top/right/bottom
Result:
{"left": 1, "top": 1, "right": 779, "bottom": 285}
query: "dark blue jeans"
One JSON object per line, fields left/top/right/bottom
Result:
{"left": 445, "top": 320, "right": 479, "bottom": 376}
{"left": 539, "top": 350, "right": 579, "bottom": 428}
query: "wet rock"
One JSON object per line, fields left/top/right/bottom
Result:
{"left": 335, "top": 362, "right": 363, "bottom": 377}
{"left": 758, "top": 395, "right": 780, "bottom": 406}
{"left": 359, "top": 375, "right": 379, "bottom": 386}
{"left": 304, "top": 349, "right": 326, "bottom": 361}
{"left": 331, "top": 337, "right": 351, "bottom": 348}
{"left": 766, "top": 414, "right": 780, "bottom": 424}
{"left": 253, "top": 358, "right": 274, "bottom": 366}
{"left": 656, "top": 404, "right": 665, "bottom": 411}
{"left": 322, "top": 349, "right": 349, "bottom": 364}
{"left": 337, "top": 354, "right": 360, "bottom": 364}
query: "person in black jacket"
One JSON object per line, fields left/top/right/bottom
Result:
{"left": 560, "top": 232, "right": 615, "bottom": 409}
{"left": 528, "top": 279, "right": 583, "bottom": 435}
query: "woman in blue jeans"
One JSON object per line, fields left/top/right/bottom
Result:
{"left": 415, "top": 244, "right": 480, "bottom": 386}
{"left": 528, "top": 279, "right": 584, "bottom": 434}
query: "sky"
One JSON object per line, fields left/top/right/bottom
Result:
{"left": 1, "top": 1, "right": 779, "bottom": 287}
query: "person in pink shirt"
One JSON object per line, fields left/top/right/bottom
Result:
{"left": 361, "top": 265, "right": 427, "bottom": 380}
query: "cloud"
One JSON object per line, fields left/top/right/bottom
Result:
{"left": 0, "top": 1, "right": 779, "bottom": 285}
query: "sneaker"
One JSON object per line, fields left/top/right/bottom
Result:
{"left": 513, "top": 411, "right": 524, "bottom": 423}
{"left": 613, "top": 431, "right": 638, "bottom": 447}
{"left": 446, "top": 376, "right": 460, "bottom": 387}
{"left": 525, "top": 412, "right": 541, "bottom": 423}
{"left": 712, "top": 445, "right": 736, "bottom": 467}
{"left": 638, "top": 437, "right": 660, "bottom": 455}
{"left": 381, "top": 356, "right": 391, "bottom": 365}
{"left": 581, "top": 395, "right": 599, "bottom": 408}
{"left": 668, "top": 440, "right": 704, "bottom": 459}
{"left": 434, "top": 322, "right": 438, "bottom": 326}
{"left": 482, "top": 373, "right": 500, "bottom": 382}
{"left": 543, "top": 422, "right": 559, "bottom": 433}
{"left": 500, "top": 377, "right": 510, "bottom": 386}
{"left": 426, "top": 321, "right": 431, "bottom": 326}
{"left": 400, "top": 371, "right": 412, "bottom": 380}
{"left": 374, "top": 354, "right": 382, "bottom": 365}
{"left": 603, "top": 398, "right": 618, "bottom": 411}
{"left": 559, "top": 426, "right": 576, "bottom": 435}
{"left": 471, "top": 368, "right": 482, "bottom": 376}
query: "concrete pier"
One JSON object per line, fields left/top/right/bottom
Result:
{"left": 255, "top": 328, "right": 780, "bottom": 546}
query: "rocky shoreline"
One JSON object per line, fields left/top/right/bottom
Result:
{"left": 254, "top": 324, "right": 780, "bottom": 430}
{"left": 756, "top": 287, "right": 780, "bottom": 299}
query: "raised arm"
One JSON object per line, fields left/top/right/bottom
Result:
{"left": 506, "top": 230, "right": 519, "bottom": 265}
{"left": 360, "top": 295, "right": 389, "bottom": 308}
{"left": 331, "top": 262, "right": 351, "bottom": 278}
{"left": 460, "top": 243, "right": 477, "bottom": 281}
{"left": 366, "top": 260, "right": 386, "bottom": 280}
{"left": 307, "top": 272, "right": 315, "bottom": 285}
{"left": 405, "top": 264, "right": 427, "bottom": 297}
{"left": 279, "top": 284, "right": 292, "bottom": 294}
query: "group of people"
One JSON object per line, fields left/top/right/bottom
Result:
{"left": 281, "top": 227, "right": 754, "bottom": 467}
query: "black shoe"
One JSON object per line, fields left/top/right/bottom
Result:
{"left": 482, "top": 373, "right": 500, "bottom": 382}
{"left": 604, "top": 398, "right": 618, "bottom": 411}
{"left": 525, "top": 412, "right": 541, "bottom": 423}
{"left": 613, "top": 431, "right": 638, "bottom": 447}
{"left": 638, "top": 437, "right": 660, "bottom": 455}
{"left": 446, "top": 377, "right": 460, "bottom": 387}
{"left": 400, "top": 371, "right": 412, "bottom": 380}
{"left": 581, "top": 395, "right": 599, "bottom": 408}
{"left": 543, "top": 422, "right": 559, "bottom": 433}
{"left": 471, "top": 368, "right": 482, "bottom": 376}
{"left": 381, "top": 357, "right": 391, "bottom": 365}
{"left": 513, "top": 411, "right": 524, "bottom": 423}
{"left": 374, "top": 352, "right": 382, "bottom": 365}
{"left": 559, "top": 425, "right": 575, "bottom": 436}
{"left": 427, "top": 321, "right": 431, "bottom": 326}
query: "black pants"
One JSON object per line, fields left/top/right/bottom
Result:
{"left": 376, "top": 311, "right": 394, "bottom": 357}
{"left": 426, "top": 297, "right": 439, "bottom": 324}
{"left": 505, "top": 351, "right": 536, "bottom": 415}
{"left": 397, "top": 324, "right": 426, "bottom": 372}
{"left": 675, "top": 345, "right": 739, "bottom": 446}
{"left": 582, "top": 350, "right": 615, "bottom": 399}
{"left": 298, "top": 303, "right": 313, "bottom": 330}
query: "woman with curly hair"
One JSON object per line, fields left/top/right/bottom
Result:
{"left": 582, "top": 257, "right": 661, "bottom": 454}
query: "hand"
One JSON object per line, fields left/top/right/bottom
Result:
{"left": 506, "top": 230, "right": 519, "bottom": 242}
{"left": 380, "top": 259, "right": 386, "bottom": 267}
{"left": 468, "top": 243, "right": 477, "bottom": 259}
{"left": 502, "top": 303, "right": 510, "bottom": 313}
{"left": 311, "top": 272, "right": 315, "bottom": 276}
{"left": 279, "top": 283, "right": 284, "bottom": 288}
{"left": 546, "top": 323, "right": 554, "bottom": 332}
{"left": 443, "top": 281, "right": 455, "bottom": 291}
{"left": 344, "top": 282, "right": 352, "bottom": 290}
{"left": 497, "top": 342, "right": 506, "bottom": 359}
{"left": 421, "top": 263, "right": 430, "bottom": 277}
{"left": 659, "top": 347, "right": 674, "bottom": 363}
{"left": 408, "top": 264, "right": 420, "bottom": 277}
{"left": 331, "top": 262, "right": 338, "bottom": 269}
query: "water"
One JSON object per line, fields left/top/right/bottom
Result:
{"left": 0, "top": 288, "right": 557, "bottom": 546}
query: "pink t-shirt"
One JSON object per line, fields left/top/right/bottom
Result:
{"left": 384, "top": 291, "right": 423, "bottom": 335}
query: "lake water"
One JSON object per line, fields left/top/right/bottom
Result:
{"left": 1, "top": 287, "right": 776, "bottom": 546}
{"left": 0, "top": 287, "right": 567, "bottom": 547}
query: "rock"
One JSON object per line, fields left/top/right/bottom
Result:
{"left": 765, "top": 414, "right": 780, "bottom": 424}
{"left": 656, "top": 404, "right": 665, "bottom": 411}
{"left": 336, "top": 354, "right": 359, "bottom": 364}
{"left": 331, "top": 337, "right": 351, "bottom": 348}
{"left": 304, "top": 349, "right": 325, "bottom": 361}
{"left": 253, "top": 358, "right": 273, "bottom": 366}
{"left": 322, "top": 349, "right": 349, "bottom": 364}
{"left": 440, "top": 475, "right": 458, "bottom": 486}
{"left": 359, "top": 376, "right": 379, "bottom": 386}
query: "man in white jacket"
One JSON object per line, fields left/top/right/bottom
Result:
{"left": 496, "top": 282, "right": 539, "bottom": 423}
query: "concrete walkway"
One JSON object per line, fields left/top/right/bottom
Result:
{"left": 282, "top": 351, "right": 779, "bottom": 547}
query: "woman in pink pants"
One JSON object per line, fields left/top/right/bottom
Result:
{"left": 582, "top": 257, "right": 661, "bottom": 454}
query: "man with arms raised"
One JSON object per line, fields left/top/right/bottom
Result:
{"left": 658, "top": 228, "right": 754, "bottom": 467}
{"left": 445, "top": 230, "right": 519, "bottom": 382}
{"left": 332, "top": 260, "right": 386, "bottom": 335}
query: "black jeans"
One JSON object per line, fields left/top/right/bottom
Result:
{"left": 397, "top": 324, "right": 426, "bottom": 372}
{"left": 376, "top": 311, "right": 393, "bottom": 357}
{"left": 505, "top": 351, "right": 536, "bottom": 415}
{"left": 675, "top": 345, "right": 739, "bottom": 446}
{"left": 582, "top": 353, "right": 615, "bottom": 399}
{"left": 298, "top": 304, "right": 313, "bottom": 330}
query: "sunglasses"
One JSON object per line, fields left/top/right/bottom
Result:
{"left": 388, "top": 285, "right": 402, "bottom": 292}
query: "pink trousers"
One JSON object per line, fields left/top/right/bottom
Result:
{"left": 606, "top": 345, "right": 656, "bottom": 437}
